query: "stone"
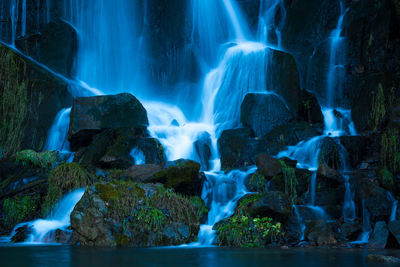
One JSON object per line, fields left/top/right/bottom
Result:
{"left": 15, "top": 19, "right": 77, "bottom": 78}
{"left": 146, "top": 159, "right": 202, "bottom": 196}
{"left": 305, "top": 220, "right": 337, "bottom": 246}
{"left": 248, "top": 191, "right": 291, "bottom": 221}
{"left": 341, "top": 222, "right": 362, "bottom": 240}
{"left": 256, "top": 153, "right": 282, "bottom": 178}
{"left": 0, "top": 43, "right": 73, "bottom": 157}
{"left": 366, "top": 254, "right": 400, "bottom": 264}
{"left": 121, "top": 164, "right": 164, "bottom": 183}
{"left": 240, "top": 93, "right": 294, "bottom": 138}
{"left": 68, "top": 93, "right": 149, "bottom": 151}
{"left": 135, "top": 138, "right": 166, "bottom": 165}
{"left": 359, "top": 180, "right": 392, "bottom": 222}
{"left": 368, "top": 221, "right": 389, "bottom": 249}
{"left": 297, "top": 89, "right": 324, "bottom": 124}
{"left": 318, "top": 137, "right": 344, "bottom": 170}
{"left": 70, "top": 182, "right": 201, "bottom": 247}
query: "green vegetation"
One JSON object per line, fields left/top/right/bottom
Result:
{"left": 380, "top": 167, "right": 395, "bottom": 190}
{"left": 15, "top": 149, "right": 59, "bottom": 169}
{"left": 370, "top": 83, "right": 386, "bottom": 130}
{"left": 380, "top": 128, "right": 400, "bottom": 174}
{"left": 280, "top": 160, "right": 298, "bottom": 204}
{"left": 42, "top": 163, "right": 91, "bottom": 216}
{"left": 2, "top": 195, "right": 39, "bottom": 229}
{"left": 94, "top": 181, "right": 205, "bottom": 246}
{"left": 215, "top": 215, "right": 284, "bottom": 248}
{"left": 248, "top": 171, "right": 268, "bottom": 193}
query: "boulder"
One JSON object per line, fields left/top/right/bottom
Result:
{"left": 146, "top": 159, "right": 202, "bottom": 196}
{"left": 366, "top": 254, "right": 400, "bottom": 264}
{"left": 388, "top": 220, "right": 400, "bottom": 246}
{"left": 297, "top": 89, "right": 324, "bottom": 124}
{"left": 193, "top": 132, "right": 212, "bottom": 171}
{"left": 0, "top": 43, "right": 73, "bottom": 157}
{"left": 70, "top": 182, "right": 202, "bottom": 247}
{"left": 305, "top": 220, "right": 337, "bottom": 246}
{"left": 240, "top": 93, "right": 294, "bottom": 138}
{"left": 368, "top": 221, "right": 389, "bottom": 249}
{"left": 11, "top": 225, "right": 32, "bottom": 243}
{"left": 318, "top": 137, "right": 344, "bottom": 171}
{"left": 256, "top": 153, "right": 282, "bottom": 178}
{"left": 341, "top": 222, "right": 362, "bottom": 240}
{"left": 121, "top": 164, "right": 164, "bottom": 183}
{"left": 15, "top": 19, "right": 77, "bottom": 77}
{"left": 359, "top": 180, "right": 392, "bottom": 222}
{"left": 135, "top": 138, "right": 166, "bottom": 165}
{"left": 247, "top": 191, "right": 291, "bottom": 221}
{"left": 68, "top": 93, "right": 149, "bottom": 151}
{"left": 218, "top": 128, "right": 260, "bottom": 171}
{"left": 340, "top": 135, "right": 370, "bottom": 169}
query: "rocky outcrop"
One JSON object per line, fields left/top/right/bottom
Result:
{"left": 305, "top": 220, "right": 337, "bottom": 246}
{"left": 240, "top": 93, "right": 294, "bottom": 138}
{"left": 0, "top": 43, "right": 73, "bottom": 157}
{"left": 70, "top": 181, "right": 203, "bottom": 247}
{"left": 368, "top": 221, "right": 389, "bottom": 249}
{"left": 388, "top": 220, "right": 400, "bottom": 246}
{"left": 68, "top": 93, "right": 149, "bottom": 151}
{"left": 246, "top": 191, "right": 291, "bottom": 221}
{"left": 193, "top": 132, "right": 212, "bottom": 171}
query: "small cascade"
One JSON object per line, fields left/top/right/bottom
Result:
{"left": 10, "top": 0, "right": 17, "bottom": 46}
{"left": 388, "top": 192, "right": 398, "bottom": 222}
{"left": 130, "top": 147, "right": 146, "bottom": 165}
{"left": 2, "top": 189, "right": 85, "bottom": 244}
{"left": 21, "top": 0, "right": 26, "bottom": 37}
{"left": 310, "top": 172, "right": 317, "bottom": 206}
{"left": 342, "top": 175, "right": 356, "bottom": 222}
{"left": 293, "top": 205, "right": 306, "bottom": 241}
{"left": 221, "top": 0, "right": 248, "bottom": 41}
{"left": 258, "top": 0, "right": 285, "bottom": 48}
{"left": 353, "top": 200, "right": 371, "bottom": 244}
{"left": 197, "top": 167, "right": 257, "bottom": 245}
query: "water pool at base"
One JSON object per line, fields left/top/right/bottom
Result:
{"left": 0, "top": 246, "right": 399, "bottom": 267}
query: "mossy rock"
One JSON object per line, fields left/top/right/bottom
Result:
{"left": 15, "top": 149, "right": 60, "bottom": 170}
{"left": 147, "top": 159, "right": 202, "bottom": 196}
{"left": 0, "top": 43, "right": 73, "bottom": 157}
{"left": 70, "top": 181, "right": 203, "bottom": 247}
{"left": 42, "top": 163, "right": 92, "bottom": 216}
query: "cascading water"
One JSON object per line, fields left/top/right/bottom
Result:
{"left": 1, "top": 189, "right": 85, "bottom": 244}
{"left": 130, "top": 147, "right": 146, "bottom": 165}
{"left": 44, "top": 108, "right": 71, "bottom": 152}
{"left": 352, "top": 200, "right": 371, "bottom": 244}
{"left": 258, "top": 0, "right": 285, "bottom": 48}
{"left": 388, "top": 192, "right": 398, "bottom": 222}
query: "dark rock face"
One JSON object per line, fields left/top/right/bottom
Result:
{"left": 256, "top": 153, "right": 282, "bottom": 178}
{"left": 247, "top": 191, "right": 291, "bottom": 221}
{"left": 70, "top": 182, "right": 201, "bottom": 247}
{"left": 68, "top": 93, "right": 149, "bottom": 151}
{"left": 240, "top": 93, "right": 294, "bottom": 138}
{"left": 369, "top": 221, "right": 389, "bottom": 249}
{"left": 135, "top": 138, "right": 166, "bottom": 165}
{"left": 305, "top": 220, "right": 336, "bottom": 246}
{"left": 318, "top": 137, "right": 344, "bottom": 171}
{"left": 359, "top": 180, "right": 392, "bottom": 222}
{"left": 0, "top": 43, "right": 73, "bottom": 157}
{"left": 297, "top": 89, "right": 324, "bottom": 124}
{"left": 15, "top": 19, "right": 78, "bottom": 78}
{"left": 146, "top": 159, "right": 202, "bottom": 196}
{"left": 366, "top": 254, "right": 400, "bottom": 264}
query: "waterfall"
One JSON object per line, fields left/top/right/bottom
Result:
{"left": 352, "top": 200, "right": 371, "bottom": 244}
{"left": 44, "top": 108, "right": 71, "bottom": 152}
{"left": 63, "top": 0, "right": 146, "bottom": 96}
{"left": 293, "top": 205, "right": 305, "bottom": 241}
{"left": 130, "top": 147, "right": 146, "bottom": 165}
{"left": 21, "top": 0, "right": 26, "bottom": 37}
{"left": 257, "top": 0, "right": 285, "bottom": 48}
{"left": 388, "top": 192, "right": 398, "bottom": 222}
{"left": 1, "top": 189, "right": 85, "bottom": 244}
{"left": 342, "top": 175, "right": 356, "bottom": 222}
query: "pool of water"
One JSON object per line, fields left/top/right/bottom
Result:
{"left": 0, "top": 246, "right": 399, "bottom": 267}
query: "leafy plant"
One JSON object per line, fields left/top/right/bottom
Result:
{"left": 15, "top": 149, "right": 59, "bottom": 169}
{"left": 2, "top": 195, "right": 38, "bottom": 229}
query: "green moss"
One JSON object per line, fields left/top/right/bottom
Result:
{"left": 280, "top": 160, "right": 298, "bottom": 204}
{"left": 380, "top": 167, "right": 395, "bottom": 190}
{"left": 43, "top": 163, "right": 91, "bottom": 216}
{"left": 235, "top": 193, "right": 263, "bottom": 216}
{"left": 380, "top": 128, "right": 400, "bottom": 173}
{"left": 248, "top": 172, "right": 268, "bottom": 193}
{"left": 189, "top": 196, "right": 209, "bottom": 220}
{"left": 215, "top": 215, "right": 284, "bottom": 248}
{"left": 15, "top": 149, "right": 59, "bottom": 169}
{"left": 370, "top": 83, "right": 386, "bottom": 131}
{"left": 2, "top": 195, "right": 39, "bottom": 229}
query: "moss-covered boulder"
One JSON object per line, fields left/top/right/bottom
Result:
{"left": 240, "top": 93, "right": 294, "bottom": 138}
{"left": 68, "top": 93, "right": 149, "bottom": 151}
{"left": 305, "top": 220, "right": 337, "bottom": 246}
{"left": 70, "top": 181, "right": 204, "bottom": 247}
{"left": 0, "top": 43, "right": 73, "bottom": 157}
{"left": 42, "top": 163, "right": 92, "bottom": 216}
{"left": 147, "top": 159, "right": 202, "bottom": 196}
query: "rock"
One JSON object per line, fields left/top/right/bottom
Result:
{"left": 305, "top": 220, "right": 337, "bottom": 246}
{"left": 366, "top": 254, "right": 400, "bottom": 264}
{"left": 11, "top": 225, "right": 32, "bottom": 243}
{"left": 193, "top": 132, "right": 212, "bottom": 171}
{"left": 68, "top": 93, "right": 149, "bottom": 151}
{"left": 15, "top": 19, "right": 77, "bottom": 78}
{"left": 70, "top": 182, "right": 201, "bottom": 247}
{"left": 256, "top": 153, "right": 282, "bottom": 178}
{"left": 368, "top": 221, "right": 389, "bottom": 249}
{"left": 297, "top": 89, "right": 324, "bottom": 124}
{"left": 359, "top": 180, "right": 392, "bottom": 222}
{"left": 388, "top": 220, "right": 400, "bottom": 246}
{"left": 0, "top": 43, "right": 73, "bottom": 157}
{"left": 240, "top": 93, "right": 294, "bottom": 138}
{"left": 341, "top": 222, "right": 362, "bottom": 240}
{"left": 248, "top": 191, "right": 291, "bottom": 221}
{"left": 122, "top": 164, "right": 164, "bottom": 183}
{"left": 218, "top": 128, "right": 260, "bottom": 171}
{"left": 146, "top": 159, "right": 202, "bottom": 196}
{"left": 262, "top": 122, "right": 323, "bottom": 155}
{"left": 135, "top": 138, "right": 166, "bottom": 165}
{"left": 340, "top": 136, "right": 369, "bottom": 169}
{"left": 267, "top": 49, "right": 301, "bottom": 115}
